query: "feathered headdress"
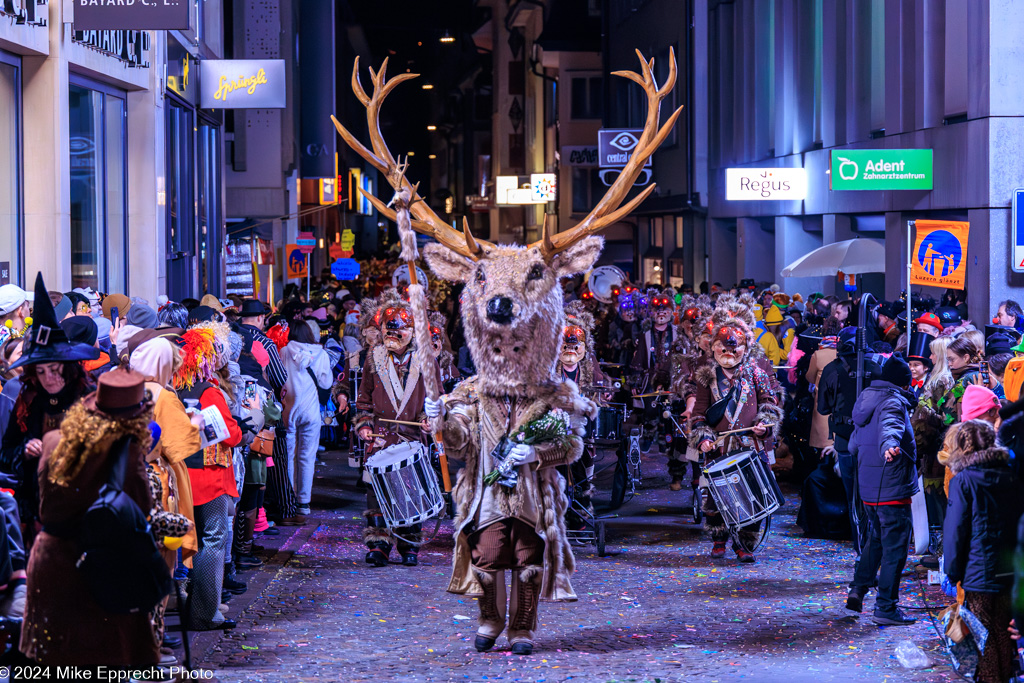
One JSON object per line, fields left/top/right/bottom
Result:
{"left": 174, "top": 324, "right": 222, "bottom": 390}
{"left": 265, "top": 322, "right": 289, "bottom": 351}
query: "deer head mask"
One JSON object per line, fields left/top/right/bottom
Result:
{"left": 333, "top": 50, "right": 680, "bottom": 396}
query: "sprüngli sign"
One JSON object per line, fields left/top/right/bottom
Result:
{"left": 829, "top": 149, "right": 933, "bottom": 191}
{"left": 200, "top": 60, "right": 286, "bottom": 109}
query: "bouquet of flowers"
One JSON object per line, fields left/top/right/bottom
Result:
{"left": 484, "top": 409, "right": 572, "bottom": 488}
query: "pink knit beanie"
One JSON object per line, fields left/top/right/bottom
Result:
{"left": 961, "top": 384, "right": 1000, "bottom": 421}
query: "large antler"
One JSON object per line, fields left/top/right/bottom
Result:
{"left": 532, "top": 48, "right": 683, "bottom": 259}
{"left": 332, "top": 57, "right": 491, "bottom": 260}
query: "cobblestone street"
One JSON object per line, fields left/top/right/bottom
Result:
{"left": 190, "top": 449, "right": 961, "bottom": 682}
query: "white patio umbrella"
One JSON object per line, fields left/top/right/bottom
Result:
{"left": 780, "top": 238, "right": 886, "bottom": 278}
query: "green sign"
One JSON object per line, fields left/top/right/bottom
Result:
{"left": 829, "top": 149, "right": 933, "bottom": 190}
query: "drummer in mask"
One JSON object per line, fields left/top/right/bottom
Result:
{"left": 355, "top": 288, "right": 442, "bottom": 568}
{"left": 556, "top": 301, "right": 609, "bottom": 529}
{"left": 690, "top": 303, "right": 783, "bottom": 564}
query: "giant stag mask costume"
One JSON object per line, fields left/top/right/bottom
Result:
{"left": 334, "top": 49, "right": 680, "bottom": 655}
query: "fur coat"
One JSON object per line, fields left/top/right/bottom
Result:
{"left": 437, "top": 377, "right": 594, "bottom": 602}
{"left": 690, "top": 361, "right": 783, "bottom": 455}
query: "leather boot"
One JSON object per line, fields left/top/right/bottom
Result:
{"left": 364, "top": 512, "right": 392, "bottom": 567}
{"left": 471, "top": 567, "right": 506, "bottom": 651}
{"left": 508, "top": 565, "right": 542, "bottom": 654}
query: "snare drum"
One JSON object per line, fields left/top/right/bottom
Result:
{"left": 702, "top": 450, "right": 780, "bottom": 529}
{"left": 365, "top": 442, "right": 445, "bottom": 529}
{"left": 594, "top": 405, "right": 623, "bottom": 442}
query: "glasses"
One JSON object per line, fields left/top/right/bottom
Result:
{"left": 598, "top": 168, "right": 652, "bottom": 186}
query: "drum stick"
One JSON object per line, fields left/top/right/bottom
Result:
{"left": 390, "top": 177, "right": 452, "bottom": 493}
{"left": 713, "top": 426, "right": 759, "bottom": 441}
{"left": 380, "top": 418, "right": 424, "bottom": 427}
{"left": 634, "top": 390, "right": 672, "bottom": 398}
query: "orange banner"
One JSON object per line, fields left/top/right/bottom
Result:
{"left": 285, "top": 244, "right": 308, "bottom": 280}
{"left": 910, "top": 220, "right": 969, "bottom": 290}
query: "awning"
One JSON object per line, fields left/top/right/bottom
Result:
{"left": 642, "top": 246, "right": 664, "bottom": 260}
{"left": 668, "top": 248, "right": 687, "bottom": 260}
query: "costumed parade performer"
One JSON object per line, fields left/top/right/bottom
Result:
{"left": 333, "top": 47, "right": 680, "bottom": 654}
{"left": 556, "top": 300, "right": 608, "bottom": 529}
{"left": 690, "top": 298, "right": 783, "bottom": 563}
{"left": 354, "top": 288, "right": 441, "bottom": 568}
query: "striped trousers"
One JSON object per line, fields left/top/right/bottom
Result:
{"left": 264, "top": 432, "right": 298, "bottom": 519}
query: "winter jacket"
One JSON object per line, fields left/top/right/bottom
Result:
{"left": 944, "top": 445, "right": 1024, "bottom": 592}
{"left": 817, "top": 353, "right": 882, "bottom": 451}
{"left": 848, "top": 380, "right": 919, "bottom": 503}
{"left": 281, "top": 341, "right": 333, "bottom": 424}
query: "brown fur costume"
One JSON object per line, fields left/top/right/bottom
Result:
{"left": 440, "top": 378, "right": 591, "bottom": 600}
{"left": 421, "top": 238, "right": 602, "bottom": 603}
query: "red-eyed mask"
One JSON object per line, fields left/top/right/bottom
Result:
{"left": 430, "top": 325, "right": 444, "bottom": 356}
{"left": 560, "top": 324, "right": 587, "bottom": 367}
{"left": 651, "top": 296, "right": 674, "bottom": 326}
{"left": 712, "top": 326, "right": 747, "bottom": 368}
{"left": 380, "top": 306, "right": 413, "bottom": 352}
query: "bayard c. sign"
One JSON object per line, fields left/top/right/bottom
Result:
{"left": 200, "top": 60, "right": 286, "bottom": 109}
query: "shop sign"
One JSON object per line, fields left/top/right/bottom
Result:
{"left": 829, "top": 149, "right": 933, "bottom": 190}
{"left": 286, "top": 245, "right": 308, "bottom": 280}
{"left": 562, "top": 146, "right": 598, "bottom": 167}
{"left": 910, "top": 220, "right": 969, "bottom": 290}
{"left": 0, "top": 262, "right": 9, "bottom": 287}
{"left": 725, "top": 168, "right": 808, "bottom": 201}
{"left": 331, "top": 258, "right": 361, "bottom": 281}
{"left": 200, "top": 60, "right": 286, "bottom": 109}
{"left": 597, "top": 130, "right": 652, "bottom": 168}
{"left": 72, "top": 30, "right": 151, "bottom": 68}
{"left": 296, "top": 232, "right": 316, "bottom": 254}
{"left": 1012, "top": 188, "right": 1024, "bottom": 273}
{"left": 72, "top": 0, "right": 190, "bottom": 30}
{"left": 495, "top": 174, "right": 557, "bottom": 205}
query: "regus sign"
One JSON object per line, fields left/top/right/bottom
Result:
{"left": 725, "top": 168, "right": 808, "bottom": 201}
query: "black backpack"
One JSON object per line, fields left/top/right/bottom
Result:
{"left": 75, "top": 436, "right": 173, "bottom": 614}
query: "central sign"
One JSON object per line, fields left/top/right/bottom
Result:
{"left": 598, "top": 130, "right": 653, "bottom": 169}
{"left": 829, "top": 149, "right": 933, "bottom": 190}
{"left": 200, "top": 60, "right": 287, "bottom": 109}
{"left": 725, "top": 168, "right": 808, "bottom": 201}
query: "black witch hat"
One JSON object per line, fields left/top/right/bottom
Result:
{"left": 10, "top": 273, "right": 101, "bottom": 369}
{"left": 906, "top": 331, "right": 935, "bottom": 369}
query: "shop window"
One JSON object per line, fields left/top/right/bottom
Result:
{"left": 570, "top": 75, "right": 602, "bottom": 120}
{"left": 197, "top": 122, "right": 222, "bottom": 295}
{"left": 69, "top": 81, "right": 127, "bottom": 292}
{"left": 571, "top": 167, "right": 602, "bottom": 213}
{"left": 0, "top": 56, "right": 20, "bottom": 286}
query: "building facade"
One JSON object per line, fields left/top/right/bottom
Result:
{"left": 701, "top": 0, "right": 1024, "bottom": 320}
{"left": 0, "top": 0, "right": 228, "bottom": 303}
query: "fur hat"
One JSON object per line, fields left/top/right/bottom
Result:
{"left": 369, "top": 288, "right": 411, "bottom": 329}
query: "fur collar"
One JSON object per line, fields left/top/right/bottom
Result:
{"left": 947, "top": 446, "right": 1010, "bottom": 474}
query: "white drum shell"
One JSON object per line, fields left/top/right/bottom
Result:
{"left": 703, "top": 450, "right": 780, "bottom": 529}
{"left": 365, "top": 442, "right": 444, "bottom": 528}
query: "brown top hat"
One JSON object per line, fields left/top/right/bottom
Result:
{"left": 84, "top": 367, "right": 153, "bottom": 418}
